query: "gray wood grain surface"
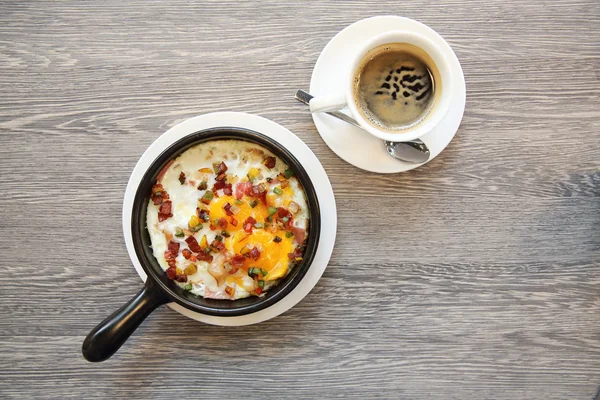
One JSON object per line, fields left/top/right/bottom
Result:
{"left": 1, "top": 0, "right": 599, "bottom": 399}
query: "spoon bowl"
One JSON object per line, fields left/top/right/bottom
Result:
{"left": 384, "top": 140, "right": 430, "bottom": 164}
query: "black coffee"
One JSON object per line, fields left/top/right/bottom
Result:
{"left": 352, "top": 43, "right": 439, "bottom": 132}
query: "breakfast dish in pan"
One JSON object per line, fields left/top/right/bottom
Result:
{"left": 146, "top": 140, "right": 309, "bottom": 300}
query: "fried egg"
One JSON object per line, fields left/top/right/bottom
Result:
{"left": 146, "top": 140, "right": 309, "bottom": 300}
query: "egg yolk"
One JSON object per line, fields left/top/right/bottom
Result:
{"left": 209, "top": 189, "right": 297, "bottom": 286}
{"left": 226, "top": 230, "right": 294, "bottom": 282}
{"left": 209, "top": 195, "right": 268, "bottom": 231}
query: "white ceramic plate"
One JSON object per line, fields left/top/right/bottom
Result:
{"left": 122, "top": 112, "right": 337, "bottom": 326}
{"left": 310, "top": 16, "right": 466, "bottom": 173}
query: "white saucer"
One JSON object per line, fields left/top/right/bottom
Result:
{"left": 310, "top": 16, "right": 466, "bottom": 173}
{"left": 122, "top": 112, "right": 337, "bottom": 326}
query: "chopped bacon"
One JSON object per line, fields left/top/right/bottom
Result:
{"left": 277, "top": 207, "right": 291, "bottom": 218}
{"left": 263, "top": 156, "right": 276, "bottom": 168}
{"left": 158, "top": 213, "right": 171, "bottom": 222}
{"left": 182, "top": 249, "right": 192, "bottom": 259}
{"left": 235, "top": 182, "right": 252, "bottom": 199}
{"left": 175, "top": 273, "right": 188, "bottom": 283}
{"left": 214, "top": 161, "right": 228, "bottom": 175}
{"left": 166, "top": 266, "right": 177, "bottom": 280}
{"left": 230, "top": 217, "right": 238, "bottom": 226}
{"left": 164, "top": 249, "right": 177, "bottom": 260}
{"left": 249, "top": 246, "right": 261, "bottom": 261}
{"left": 197, "top": 209, "right": 210, "bottom": 222}
{"left": 185, "top": 236, "right": 202, "bottom": 253}
{"left": 223, "top": 183, "right": 233, "bottom": 196}
{"left": 288, "top": 247, "right": 304, "bottom": 260}
{"left": 156, "top": 160, "right": 174, "bottom": 182}
{"left": 189, "top": 254, "right": 197, "bottom": 262}
{"left": 223, "top": 203, "right": 233, "bottom": 216}
{"left": 152, "top": 191, "right": 169, "bottom": 206}
{"left": 243, "top": 216, "right": 257, "bottom": 233}
{"left": 292, "top": 227, "right": 306, "bottom": 244}
{"left": 275, "top": 207, "right": 293, "bottom": 228}
{"left": 214, "top": 180, "right": 226, "bottom": 191}
{"left": 225, "top": 286, "right": 234, "bottom": 295}
{"left": 178, "top": 171, "right": 186, "bottom": 184}
{"left": 216, "top": 173, "right": 227, "bottom": 182}
{"left": 163, "top": 243, "right": 180, "bottom": 261}
{"left": 151, "top": 184, "right": 167, "bottom": 205}
{"left": 231, "top": 254, "right": 245, "bottom": 266}
{"left": 210, "top": 239, "right": 226, "bottom": 253}
{"left": 250, "top": 183, "right": 267, "bottom": 197}
{"left": 159, "top": 201, "right": 172, "bottom": 215}
{"left": 247, "top": 183, "right": 267, "bottom": 205}
{"left": 167, "top": 240, "right": 180, "bottom": 254}
{"left": 217, "top": 217, "right": 228, "bottom": 229}
{"left": 196, "top": 251, "right": 214, "bottom": 263}
{"left": 151, "top": 195, "right": 163, "bottom": 206}
{"left": 152, "top": 184, "right": 164, "bottom": 194}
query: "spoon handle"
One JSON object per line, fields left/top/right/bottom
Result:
{"left": 295, "top": 90, "right": 362, "bottom": 129}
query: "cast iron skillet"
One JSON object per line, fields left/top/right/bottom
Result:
{"left": 82, "top": 127, "right": 321, "bottom": 362}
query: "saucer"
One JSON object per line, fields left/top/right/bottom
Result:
{"left": 309, "top": 16, "right": 466, "bottom": 173}
{"left": 122, "top": 112, "right": 337, "bottom": 326}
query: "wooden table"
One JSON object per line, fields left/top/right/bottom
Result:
{"left": 1, "top": 1, "right": 599, "bottom": 399}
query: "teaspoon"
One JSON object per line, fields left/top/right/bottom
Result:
{"left": 294, "top": 90, "right": 430, "bottom": 164}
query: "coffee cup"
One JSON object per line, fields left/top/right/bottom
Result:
{"left": 309, "top": 30, "right": 453, "bottom": 142}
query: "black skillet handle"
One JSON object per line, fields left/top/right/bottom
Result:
{"left": 82, "top": 279, "right": 169, "bottom": 362}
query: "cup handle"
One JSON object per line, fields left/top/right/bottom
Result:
{"left": 309, "top": 93, "right": 348, "bottom": 113}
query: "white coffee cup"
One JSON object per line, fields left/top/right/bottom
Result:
{"left": 309, "top": 30, "right": 453, "bottom": 142}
